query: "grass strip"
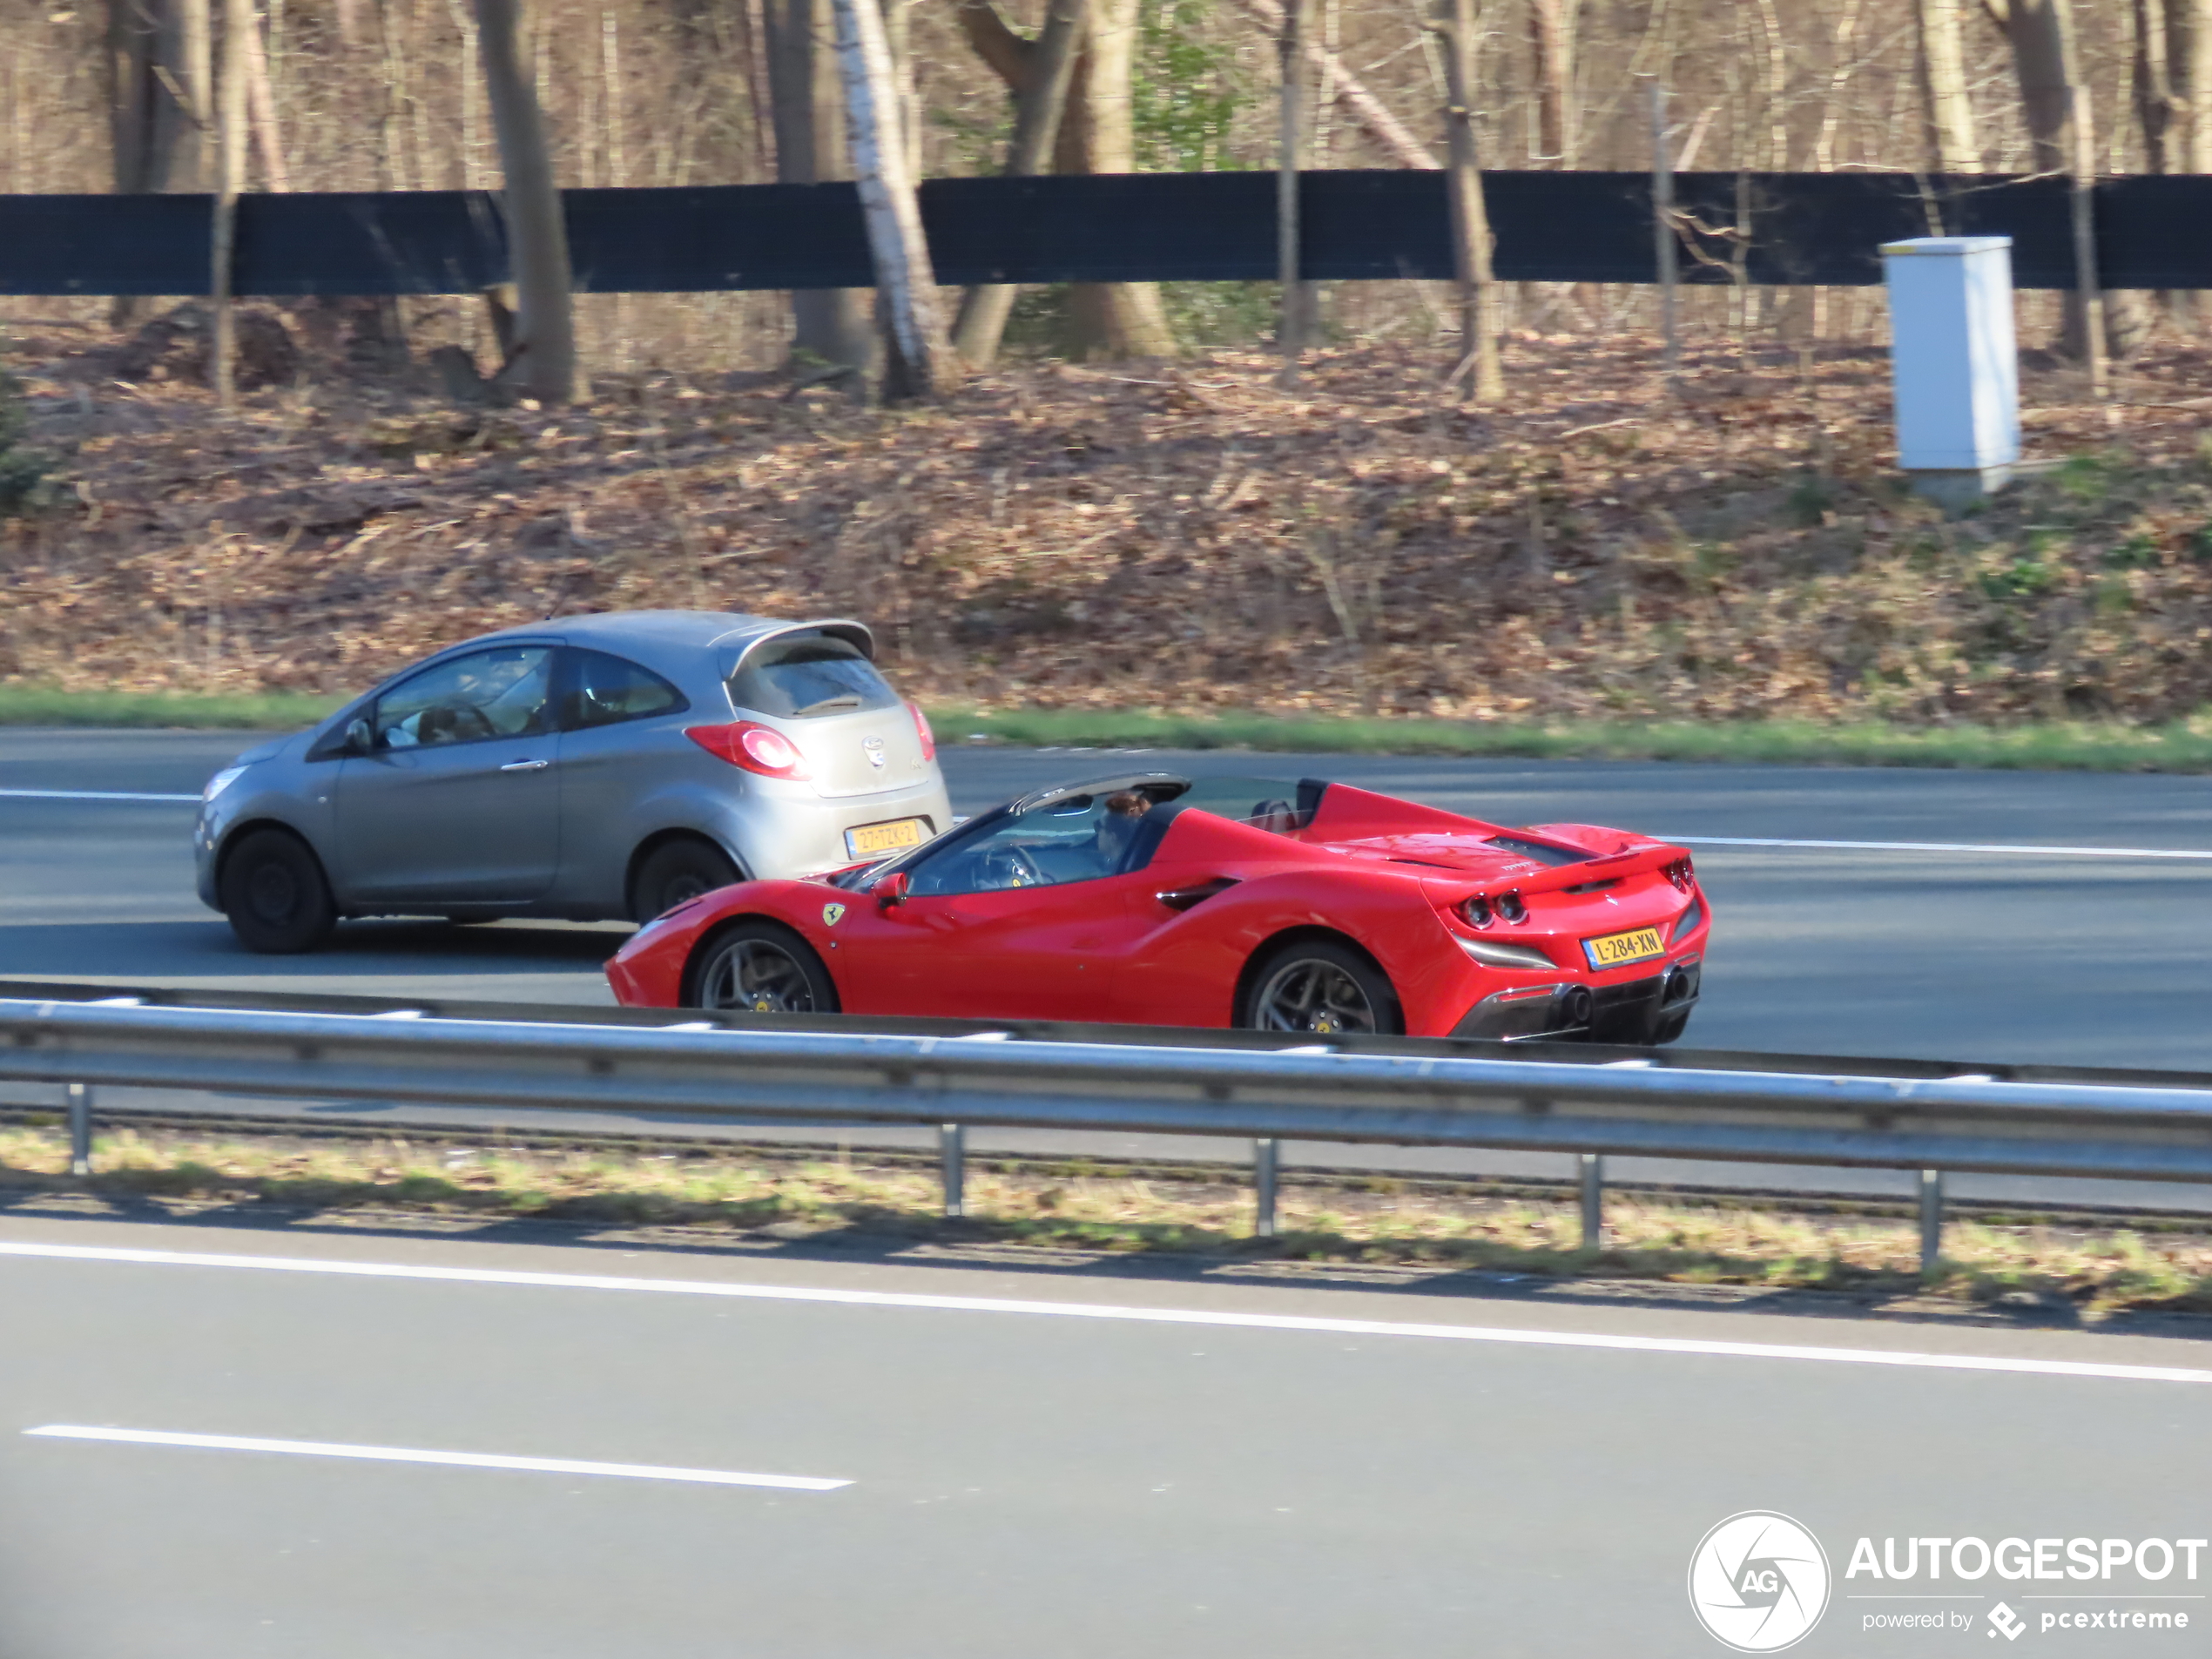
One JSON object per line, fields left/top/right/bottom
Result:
{"left": 12, "top": 681, "right": 2212, "bottom": 773}
{"left": 9, "top": 1123, "right": 2209, "bottom": 1317}
{"left": 935, "top": 706, "right": 2212, "bottom": 773}
{"left": 0, "top": 684, "right": 341, "bottom": 731}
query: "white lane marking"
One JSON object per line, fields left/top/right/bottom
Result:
{"left": 0, "top": 1239, "right": 2203, "bottom": 1386}
{"left": 0, "top": 788, "right": 200, "bottom": 804}
{"left": 22, "top": 1425, "right": 850, "bottom": 1491}
{"left": 1666, "top": 834, "right": 2212, "bottom": 860}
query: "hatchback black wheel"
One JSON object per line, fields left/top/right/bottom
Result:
{"left": 632, "top": 838, "right": 740, "bottom": 924}
{"left": 1240, "top": 939, "right": 1401, "bottom": 1036}
{"left": 688, "top": 922, "right": 840, "bottom": 1015}
{"left": 219, "top": 828, "right": 337, "bottom": 954}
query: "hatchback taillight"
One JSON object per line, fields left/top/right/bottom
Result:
{"left": 909, "top": 700, "right": 936, "bottom": 763}
{"left": 685, "top": 722, "right": 811, "bottom": 780}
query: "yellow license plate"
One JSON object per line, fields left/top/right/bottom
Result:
{"left": 1583, "top": 926, "right": 1666, "bottom": 969}
{"left": 846, "top": 818, "right": 928, "bottom": 859}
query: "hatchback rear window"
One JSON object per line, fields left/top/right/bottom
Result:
{"left": 728, "top": 636, "right": 901, "bottom": 718}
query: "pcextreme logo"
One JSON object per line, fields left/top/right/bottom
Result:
{"left": 1689, "top": 1511, "right": 1833, "bottom": 1653}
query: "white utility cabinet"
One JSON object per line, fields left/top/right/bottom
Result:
{"left": 1880, "top": 235, "right": 2021, "bottom": 507}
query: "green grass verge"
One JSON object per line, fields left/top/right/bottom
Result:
{"left": 0, "top": 684, "right": 342, "bottom": 731}
{"left": 12, "top": 681, "right": 2212, "bottom": 772}
{"left": 935, "top": 706, "right": 2212, "bottom": 772}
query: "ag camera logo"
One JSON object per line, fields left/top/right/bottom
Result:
{"left": 1689, "top": 1511, "right": 1831, "bottom": 1652}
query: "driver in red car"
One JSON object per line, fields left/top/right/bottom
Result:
{"left": 1094, "top": 790, "right": 1152, "bottom": 873}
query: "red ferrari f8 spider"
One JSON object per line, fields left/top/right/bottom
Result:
{"left": 605, "top": 772, "right": 1709, "bottom": 1042}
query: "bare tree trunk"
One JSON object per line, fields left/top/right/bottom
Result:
{"left": 1236, "top": 0, "right": 1437, "bottom": 168}
{"left": 833, "top": 0, "right": 956, "bottom": 400}
{"left": 179, "top": 0, "right": 212, "bottom": 184}
{"left": 2180, "top": 0, "right": 2212, "bottom": 172}
{"left": 950, "top": 0, "right": 1088, "bottom": 370}
{"left": 1995, "top": 0, "right": 2133, "bottom": 371}
{"left": 212, "top": 0, "right": 249, "bottom": 411}
{"left": 2138, "top": 0, "right": 2176, "bottom": 173}
{"left": 242, "top": 11, "right": 289, "bottom": 190}
{"left": 109, "top": 0, "right": 200, "bottom": 324}
{"left": 1652, "top": 77, "right": 1678, "bottom": 385}
{"left": 1061, "top": 0, "right": 1175, "bottom": 356}
{"left": 1528, "top": 0, "right": 1575, "bottom": 165}
{"left": 1278, "top": 0, "right": 1312, "bottom": 381}
{"left": 1916, "top": 0, "right": 1981, "bottom": 171}
{"left": 1438, "top": 0, "right": 1501, "bottom": 400}
{"left": 766, "top": 0, "right": 872, "bottom": 374}
{"left": 474, "top": 0, "right": 579, "bottom": 401}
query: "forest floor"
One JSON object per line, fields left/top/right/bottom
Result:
{"left": 7, "top": 308, "right": 2212, "bottom": 756}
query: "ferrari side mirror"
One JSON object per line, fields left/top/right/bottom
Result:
{"left": 345, "top": 716, "right": 374, "bottom": 754}
{"left": 873, "top": 871, "right": 910, "bottom": 908}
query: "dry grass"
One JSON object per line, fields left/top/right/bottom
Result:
{"left": 9, "top": 325, "right": 2212, "bottom": 735}
{"left": 8, "top": 1122, "right": 2212, "bottom": 1317}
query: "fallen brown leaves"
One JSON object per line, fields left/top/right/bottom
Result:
{"left": 6, "top": 322, "right": 2212, "bottom": 726}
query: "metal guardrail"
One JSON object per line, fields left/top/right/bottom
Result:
{"left": 7, "top": 994, "right": 2212, "bottom": 1269}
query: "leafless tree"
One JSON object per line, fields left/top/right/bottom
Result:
{"left": 475, "top": 0, "right": 580, "bottom": 401}
{"left": 960, "top": 0, "right": 1176, "bottom": 357}
{"left": 834, "top": 0, "right": 957, "bottom": 398}
{"left": 1438, "top": 0, "right": 1502, "bottom": 398}
{"left": 766, "top": 0, "right": 873, "bottom": 375}
{"left": 951, "top": 0, "right": 1089, "bottom": 369}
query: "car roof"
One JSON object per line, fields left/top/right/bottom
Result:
{"left": 473, "top": 610, "right": 876, "bottom": 659}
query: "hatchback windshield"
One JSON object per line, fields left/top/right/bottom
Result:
{"left": 728, "top": 636, "right": 901, "bottom": 718}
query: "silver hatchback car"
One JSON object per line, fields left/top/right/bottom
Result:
{"left": 194, "top": 610, "right": 953, "bottom": 952}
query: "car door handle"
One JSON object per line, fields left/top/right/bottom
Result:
{"left": 500, "top": 759, "right": 550, "bottom": 772}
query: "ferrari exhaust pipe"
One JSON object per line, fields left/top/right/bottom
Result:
{"left": 1560, "top": 986, "right": 1594, "bottom": 1028}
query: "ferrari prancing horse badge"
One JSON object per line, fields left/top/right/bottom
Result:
{"left": 822, "top": 903, "right": 847, "bottom": 927}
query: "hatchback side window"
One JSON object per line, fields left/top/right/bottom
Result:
{"left": 562, "top": 648, "right": 686, "bottom": 731}
{"left": 373, "top": 646, "right": 556, "bottom": 749}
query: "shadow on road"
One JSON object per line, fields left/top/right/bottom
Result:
{"left": 0, "top": 918, "right": 630, "bottom": 983}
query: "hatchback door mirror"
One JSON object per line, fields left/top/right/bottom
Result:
{"left": 345, "top": 717, "right": 375, "bottom": 754}
{"left": 873, "top": 871, "right": 910, "bottom": 908}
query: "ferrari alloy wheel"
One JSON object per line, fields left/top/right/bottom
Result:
{"left": 1244, "top": 941, "right": 1402, "bottom": 1036}
{"left": 218, "top": 827, "right": 337, "bottom": 954}
{"left": 690, "top": 922, "right": 840, "bottom": 1015}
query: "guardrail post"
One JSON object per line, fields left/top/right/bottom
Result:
{"left": 1253, "top": 1138, "right": 1280, "bottom": 1238}
{"left": 1918, "top": 1169, "right": 1944, "bottom": 1271}
{"left": 66, "top": 1082, "right": 92, "bottom": 1177}
{"left": 1579, "top": 1152, "right": 1604, "bottom": 1251}
{"left": 939, "top": 1123, "right": 966, "bottom": 1219}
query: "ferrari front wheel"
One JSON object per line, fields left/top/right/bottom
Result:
{"left": 689, "top": 922, "right": 840, "bottom": 1015}
{"left": 1241, "top": 940, "right": 1402, "bottom": 1037}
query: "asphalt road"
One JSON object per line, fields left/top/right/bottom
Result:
{"left": 1, "top": 1212, "right": 2206, "bottom": 1658}
{"left": 7, "top": 727, "right": 2212, "bottom": 1210}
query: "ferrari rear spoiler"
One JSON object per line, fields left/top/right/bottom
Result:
{"left": 1423, "top": 841, "right": 1689, "bottom": 900}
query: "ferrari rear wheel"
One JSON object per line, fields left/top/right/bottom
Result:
{"left": 689, "top": 922, "right": 840, "bottom": 1015}
{"left": 1243, "top": 941, "right": 1402, "bottom": 1037}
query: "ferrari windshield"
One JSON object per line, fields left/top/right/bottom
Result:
{"left": 882, "top": 775, "right": 1322, "bottom": 898}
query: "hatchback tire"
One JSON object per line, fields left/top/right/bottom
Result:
{"left": 631, "top": 838, "right": 740, "bottom": 924}
{"left": 1238, "top": 938, "right": 1402, "bottom": 1036}
{"left": 686, "top": 921, "right": 840, "bottom": 1015}
{"left": 219, "top": 828, "right": 337, "bottom": 954}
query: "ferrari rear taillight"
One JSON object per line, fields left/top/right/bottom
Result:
{"left": 685, "top": 721, "right": 812, "bottom": 780}
{"left": 909, "top": 700, "right": 936, "bottom": 762}
{"left": 1663, "top": 856, "right": 1696, "bottom": 892}
{"left": 1460, "top": 894, "right": 1494, "bottom": 927}
{"left": 1496, "top": 889, "right": 1527, "bottom": 923}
